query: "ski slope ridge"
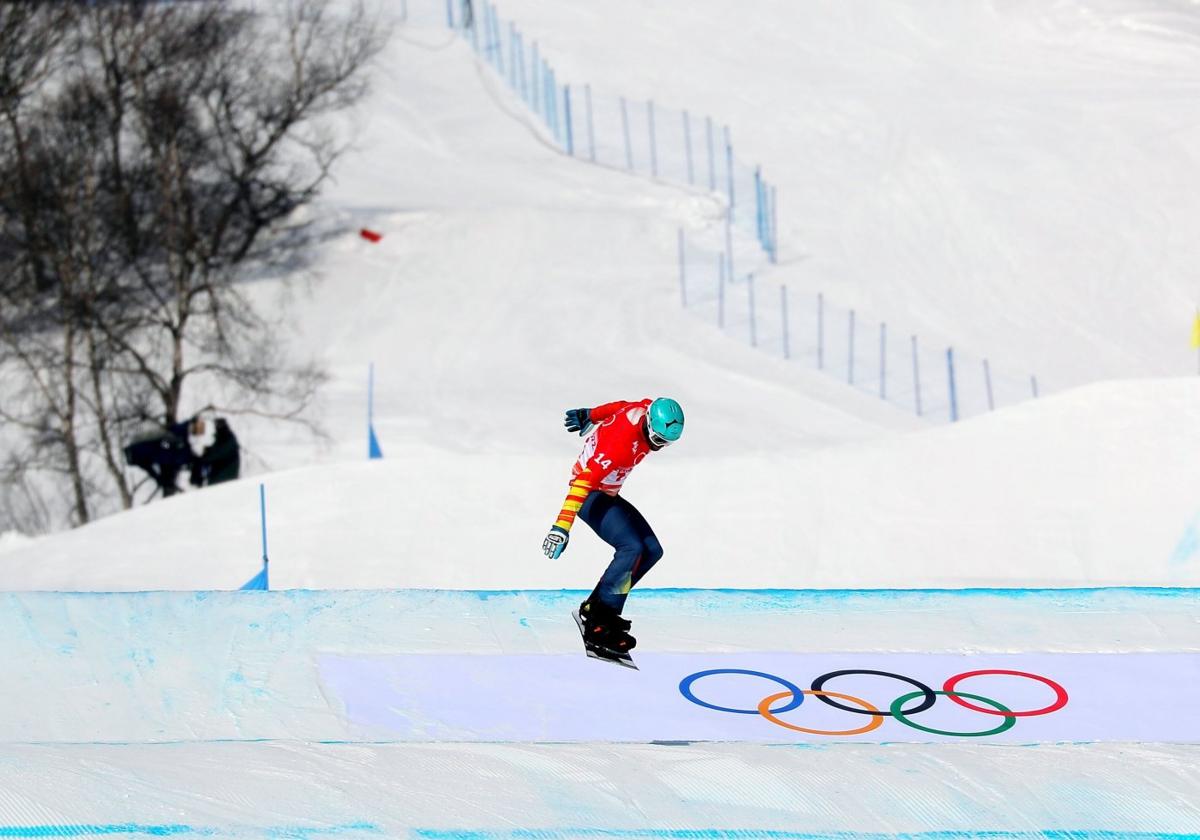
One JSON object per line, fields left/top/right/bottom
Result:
{"left": 4, "top": 378, "right": 1198, "bottom": 590}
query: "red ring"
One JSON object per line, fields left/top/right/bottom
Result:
{"left": 943, "top": 670, "right": 1068, "bottom": 718}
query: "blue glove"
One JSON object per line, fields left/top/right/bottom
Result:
{"left": 564, "top": 408, "right": 591, "bottom": 435}
{"left": 542, "top": 526, "right": 569, "bottom": 559}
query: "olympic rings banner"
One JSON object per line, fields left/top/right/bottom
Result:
{"left": 317, "top": 652, "right": 1200, "bottom": 743}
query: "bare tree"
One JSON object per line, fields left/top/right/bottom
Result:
{"left": 0, "top": 1, "right": 387, "bottom": 531}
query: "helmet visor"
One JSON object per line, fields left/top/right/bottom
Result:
{"left": 647, "top": 427, "right": 674, "bottom": 448}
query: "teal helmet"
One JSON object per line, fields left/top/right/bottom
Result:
{"left": 646, "top": 397, "right": 684, "bottom": 448}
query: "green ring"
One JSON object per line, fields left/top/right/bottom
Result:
{"left": 890, "top": 690, "right": 1017, "bottom": 738}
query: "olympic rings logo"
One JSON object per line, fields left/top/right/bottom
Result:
{"left": 678, "top": 668, "right": 1069, "bottom": 738}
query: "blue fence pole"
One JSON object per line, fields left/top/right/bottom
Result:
{"left": 911, "top": 335, "right": 922, "bottom": 416}
{"left": 484, "top": 4, "right": 494, "bottom": 61}
{"left": 781, "top": 285, "right": 790, "bottom": 360}
{"left": 548, "top": 68, "right": 558, "bottom": 139}
{"left": 513, "top": 32, "right": 523, "bottom": 95}
{"left": 817, "top": 293, "right": 824, "bottom": 370}
{"left": 647, "top": 100, "right": 658, "bottom": 178}
{"left": 705, "top": 116, "right": 716, "bottom": 190}
{"left": 984, "top": 359, "right": 994, "bottom": 411}
{"left": 848, "top": 309, "right": 856, "bottom": 385}
{"left": 468, "top": 0, "right": 478, "bottom": 49}
{"left": 563, "top": 85, "right": 574, "bottom": 155}
{"left": 445, "top": 0, "right": 454, "bottom": 28}
{"left": 508, "top": 23, "right": 518, "bottom": 89}
{"left": 723, "top": 125, "right": 735, "bottom": 210}
{"left": 530, "top": 42, "right": 540, "bottom": 113}
{"left": 880, "top": 322, "right": 887, "bottom": 399}
{"left": 584, "top": 84, "right": 596, "bottom": 162}
{"left": 620, "top": 97, "right": 633, "bottom": 170}
{"left": 677, "top": 229, "right": 687, "bottom": 308}
{"left": 1031, "top": 375, "right": 1039, "bottom": 398}
{"left": 754, "top": 167, "right": 764, "bottom": 245}
{"left": 724, "top": 209, "right": 734, "bottom": 284}
{"left": 748, "top": 273, "right": 757, "bottom": 348}
{"left": 683, "top": 110, "right": 694, "bottom": 185}
{"left": 717, "top": 253, "right": 726, "bottom": 330}
{"left": 947, "top": 348, "right": 959, "bottom": 422}
{"left": 492, "top": 7, "right": 504, "bottom": 73}
{"left": 770, "top": 184, "right": 779, "bottom": 263}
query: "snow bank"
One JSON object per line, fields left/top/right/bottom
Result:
{"left": 4, "top": 379, "right": 1197, "bottom": 590}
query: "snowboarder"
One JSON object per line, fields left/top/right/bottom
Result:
{"left": 542, "top": 397, "right": 685, "bottom": 666}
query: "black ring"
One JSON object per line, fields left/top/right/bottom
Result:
{"left": 810, "top": 670, "right": 938, "bottom": 717}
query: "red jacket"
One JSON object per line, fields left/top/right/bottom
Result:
{"left": 554, "top": 399, "right": 653, "bottom": 533}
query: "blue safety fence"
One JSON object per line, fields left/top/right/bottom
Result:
{"left": 399, "top": 0, "right": 778, "bottom": 261}
{"left": 679, "top": 232, "right": 1041, "bottom": 423}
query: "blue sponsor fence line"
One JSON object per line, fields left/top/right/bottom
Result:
{"left": 411, "top": 0, "right": 777, "bottom": 260}
{"left": 679, "top": 231, "right": 1041, "bottom": 424}
{"left": 405, "top": 2, "right": 1037, "bottom": 420}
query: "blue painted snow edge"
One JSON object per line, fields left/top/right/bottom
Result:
{"left": 16, "top": 586, "right": 1200, "bottom": 597}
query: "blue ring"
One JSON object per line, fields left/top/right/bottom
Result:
{"left": 679, "top": 669, "right": 806, "bottom": 715}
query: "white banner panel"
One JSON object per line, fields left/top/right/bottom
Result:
{"left": 317, "top": 652, "right": 1200, "bottom": 743}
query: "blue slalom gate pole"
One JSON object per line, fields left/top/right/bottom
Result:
{"left": 240, "top": 483, "right": 270, "bottom": 590}
{"left": 368, "top": 362, "right": 383, "bottom": 459}
{"left": 260, "top": 483, "right": 268, "bottom": 569}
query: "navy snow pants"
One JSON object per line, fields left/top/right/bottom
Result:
{"left": 577, "top": 491, "right": 664, "bottom": 614}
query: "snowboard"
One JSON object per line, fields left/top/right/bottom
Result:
{"left": 572, "top": 608, "right": 638, "bottom": 670}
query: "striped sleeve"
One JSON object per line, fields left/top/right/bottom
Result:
{"left": 553, "top": 473, "right": 596, "bottom": 532}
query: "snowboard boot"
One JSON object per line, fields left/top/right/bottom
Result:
{"left": 579, "top": 600, "right": 636, "bottom": 652}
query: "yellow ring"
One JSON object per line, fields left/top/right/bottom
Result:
{"left": 757, "top": 689, "right": 885, "bottom": 736}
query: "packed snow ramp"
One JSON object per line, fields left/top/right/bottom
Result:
{"left": 2, "top": 589, "right": 1199, "bottom": 838}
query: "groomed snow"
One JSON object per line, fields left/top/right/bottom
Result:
{"left": 3, "top": 377, "right": 1197, "bottom": 590}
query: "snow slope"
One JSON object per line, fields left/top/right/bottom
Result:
{"left": 496, "top": 0, "right": 1200, "bottom": 387}
{"left": 3, "top": 377, "right": 1197, "bottom": 590}
{"left": 4, "top": 4, "right": 1200, "bottom": 837}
